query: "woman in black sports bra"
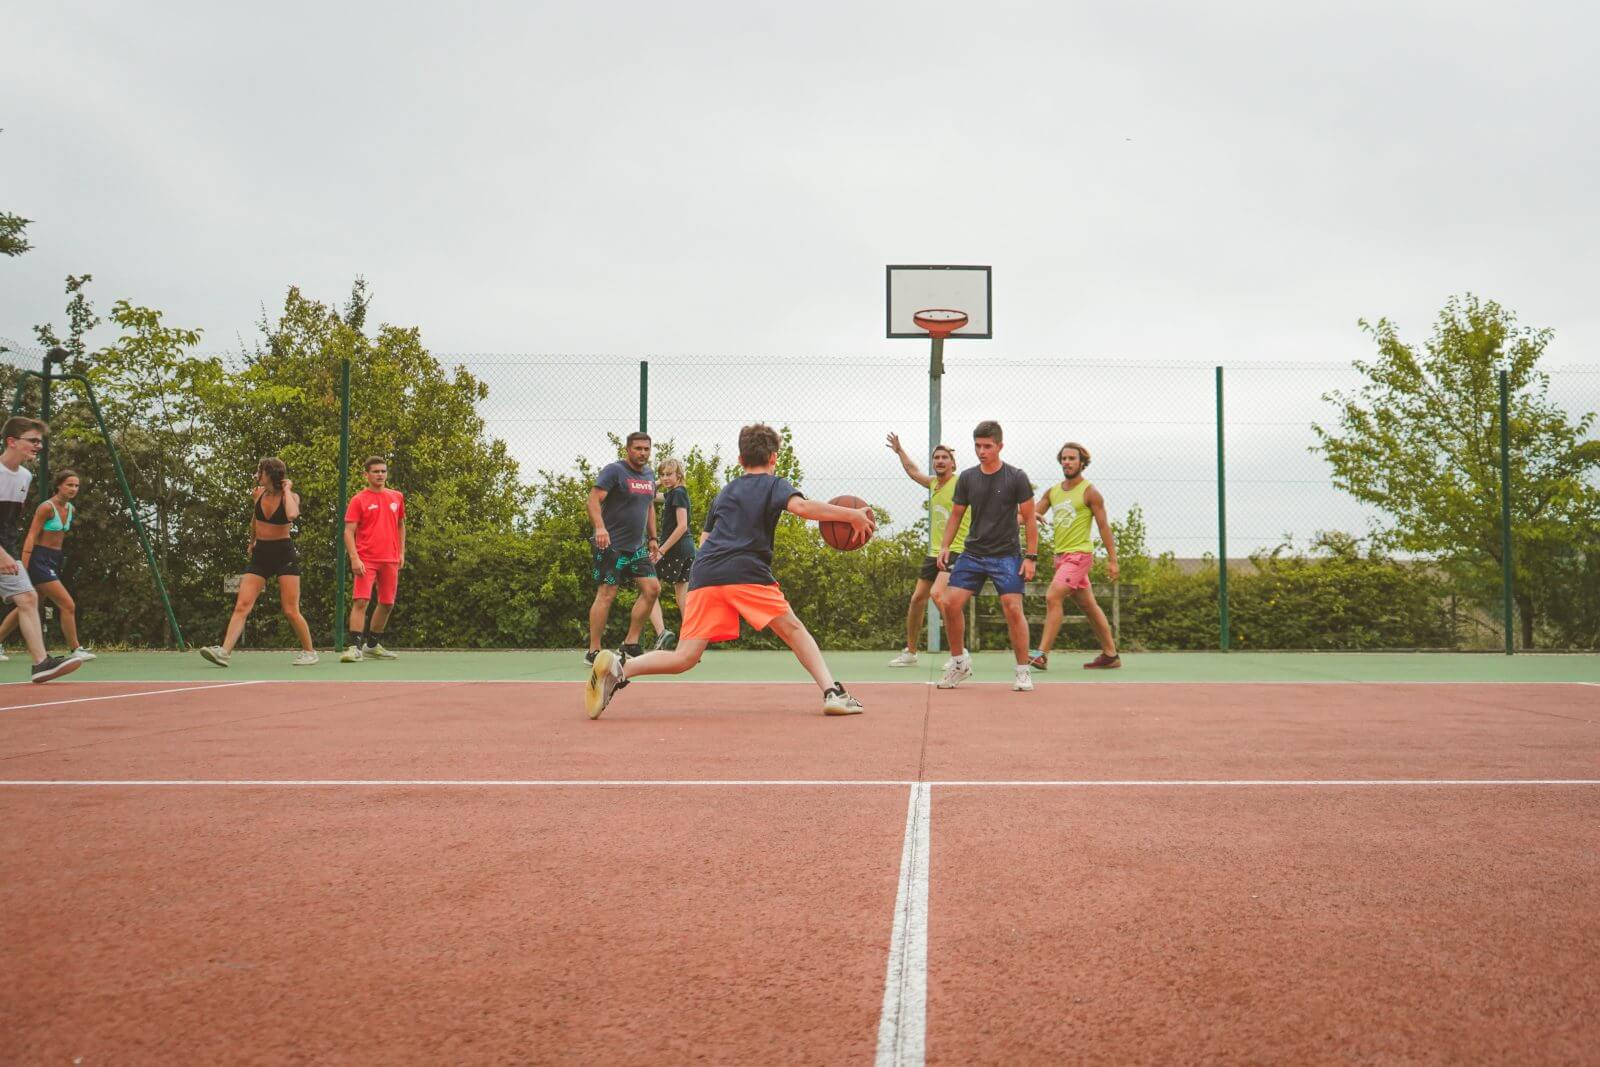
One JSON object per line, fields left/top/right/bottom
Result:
{"left": 199, "top": 457, "right": 318, "bottom": 667}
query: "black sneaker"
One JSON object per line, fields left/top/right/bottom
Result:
{"left": 32, "top": 655, "right": 84, "bottom": 684}
{"left": 620, "top": 642, "right": 645, "bottom": 658}
{"left": 585, "top": 649, "right": 599, "bottom": 665}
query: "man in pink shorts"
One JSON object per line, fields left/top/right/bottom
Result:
{"left": 1030, "top": 441, "right": 1121, "bottom": 669}
{"left": 341, "top": 456, "right": 406, "bottom": 662}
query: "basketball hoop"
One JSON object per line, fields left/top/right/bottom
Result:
{"left": 912, "top": 309, "right": 969, "bottom": 339}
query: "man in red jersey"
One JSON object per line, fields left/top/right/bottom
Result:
{"left": 341, "top": 456, "right": 406, "bottom": 662}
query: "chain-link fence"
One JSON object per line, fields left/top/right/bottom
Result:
{"left": 0, "top": 340, "right": 1595, "bottom": 652}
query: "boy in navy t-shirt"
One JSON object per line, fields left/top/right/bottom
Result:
{"left": 585, "top": 423, "right": 874, "bottom": 719}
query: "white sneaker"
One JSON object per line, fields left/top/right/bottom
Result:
{"left": 936, "top": 657, "right": 972, "bottom": 689}
{"left": 822, "top": 685, "right": 864, "bottom": 715}
{"left": 199, "top": 645, "right": 230, "bottom": 668}
{"left": 340, "top": 644, "right": 363, "bottom": 663}
{"left": 292, "top": 650, "right": 320, "bottom": 666}
{"left": 363, "top": 643, "right": 398, "bottom": 660}
{"left": 70, "top": 647, "right": 96, "bottom": 660}
{"left": 887, "top": 649, "right": 918, "bottom": 667}
{"left": 1012, "top": 667, "right": 1034, "bottom": 692}
{"left": 0, "top": 647, "right": 11, "bottom": 662}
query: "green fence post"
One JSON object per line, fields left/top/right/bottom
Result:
{"left": 639, "top": 360, "right": 648, "bottom": 434}
{"left": 927, "top": 332, "right": 944, "bottom": 654}
{"left": 38, "top": 354, "right": 52, "bottom": 497}
{"left": 334, "top": 358, "right": 351, "bottom": 652}
{"left": 1215, "top": 365, "right": 1229, "bottom": 651}
{"left": 1499, "top": 369, "right": 1514, "bottom": 655}
{"left": 67, "top": 375, "right": 185, "bottom": 649}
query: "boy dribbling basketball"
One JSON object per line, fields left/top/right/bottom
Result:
{"left": 585, "top": 423, "right": 874, "bottom": 719}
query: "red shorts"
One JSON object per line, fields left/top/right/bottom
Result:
{"left": 353, "top": 561, "right": 400, "bottom": 605}
{"left": 681, "top": 584, "right": 791, "bottom": 642}
{"left": 1051, "top": 552, "right": 1093, "bottom": 591}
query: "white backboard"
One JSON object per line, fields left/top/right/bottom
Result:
{"left": 886, "top": 265, "right": 992, "bottom": 339}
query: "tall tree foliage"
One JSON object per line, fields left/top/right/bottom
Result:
{"left": 1313, "top": 295, "right": 1600, "bottom": 648}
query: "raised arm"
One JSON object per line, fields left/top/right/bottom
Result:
{"left": 885, "top": 432, "right": 933, "bottom": 489}
{"left": 282, "top": 480, "right": 300, "bottom": 522}
{"left": 1085, "top": 485, "right": 1119, "bottom": 581}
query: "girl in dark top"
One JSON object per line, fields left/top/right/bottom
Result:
{"left": 200, "top": 457, "right": 318, "bottom": 667}
{"left": 647, "top": 458, "right": 694, "bottom": 650}
{"left": 0, "top": 469, "right": 93, "bottom": 659}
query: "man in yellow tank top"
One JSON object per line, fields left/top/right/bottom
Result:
{"left": 1030, "top": 441, "right": 1121, "bottom": 669}
{"left": 885, "top": 432, "right": 971, "bottom": 667}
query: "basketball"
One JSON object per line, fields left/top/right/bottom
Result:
{"left": 820, "top": 495, "right": 871, "bottom": 551}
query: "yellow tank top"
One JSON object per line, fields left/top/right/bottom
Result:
{"left": 1046, "top": 480, "right": 1094, "bottom": 554}
{"left": 929, "top": 475, "right": 970, "bottom": 555}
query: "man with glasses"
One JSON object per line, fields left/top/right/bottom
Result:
{"left": 0, "top": 418, "right": 83, "bottom": 681}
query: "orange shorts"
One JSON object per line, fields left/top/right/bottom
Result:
{"left": 681, "top": 584, "right": 792, "bottom": 642}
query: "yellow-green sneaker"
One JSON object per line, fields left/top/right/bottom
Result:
{"left": 363, "top": 643, "right": 398, "bottom": 660}
{"left": 340, "top": 644, "right": 363, "bottom": 663}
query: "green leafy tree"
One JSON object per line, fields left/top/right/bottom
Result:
{"left": 34, "top": 275, "right": 101, "bottom": 364}
{"left": 206, "top": 282, "right": 531, "bottom": 646}
{"left": 1313, "top": 295, "right": 1600, "bottom": 649}
{"left": 0, "top": 129, "right": 30, "bottom": 257}
{"left": 59, "top": 302, "right": 217, "bottom": 645}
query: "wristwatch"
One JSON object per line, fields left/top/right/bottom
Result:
{"left": 1023, "top": 552, "right": 1038, "bottom": 561}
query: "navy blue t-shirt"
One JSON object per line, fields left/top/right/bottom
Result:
{"left": 952, "top": 462, "right": 1033, "bottom": 557}
{"left": 687, "top": 474, "right": 802, "bottom": 590}
{"left": 595, "top": 460, "right": 656, "bottom": 551}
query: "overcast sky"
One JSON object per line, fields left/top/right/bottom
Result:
{"left": 5, "top": 1, "right": 1598, "bottom": 364}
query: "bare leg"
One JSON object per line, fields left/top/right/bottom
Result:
{"left": 347, "top": 597, "right": 369, "bottom": 639}
{"left": 0, "top": 605, "right": 18, "bottom": 644}
{"left": 588, "top": 585, "right": 619, "bottom": 651}
{"left": 9, "top": 590, "right": 48, "bottom": 662}
{"left": 999, "top": 593, "right": 1031, "bottom": 665}
{"left": 39, "top": 582, "right": 79, "bottom": 648}
{"left": 369, "top": 602, "right": 394, "bottom": 637}
{"left": 903, "top": 578, "right": 933, "bottom": 653}
{"left": 625, "top": 578, "right": 661, "bottom": 644}
{"left": 649, "top": 597, "right": 666, "bottom": 639}
{"left": 623, "top": 638, "right": 708, "bottom": 679}
{"left": 674, "top": 582, "right": 689, "bottom": 624}
{"left": 276, "top": 576, "right": 315, "bottom": 651}
{"left": 767, "top": 611, "right": 837, "bottom": 691}
{"left": 1037, "top": 582, "right": 1070, "bottom": 655}
{"left": 942, "top": 587, "right": 973, "bottom": 657}
{"left": 220, "top": 576, "right": 265, "bottom": 653}
{"left": 1072, "top": 585, "right": 1117, "bottom": 656}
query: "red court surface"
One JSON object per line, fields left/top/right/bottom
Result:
{"left": 3, "top": 679, "right": 1598, "bottom": 1063}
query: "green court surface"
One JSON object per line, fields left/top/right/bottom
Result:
{"left": 6, "top": 649, "right": 1596, "bottom": 686}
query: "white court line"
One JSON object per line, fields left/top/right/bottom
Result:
{"left": 876, "top": 782, "right": 930, "bottom": 1067}
{"left": 2, "top": 778, "right": 1599, "bottom": 788}
{"left": 0, "top": 680, "right": 269, "bottom": 713}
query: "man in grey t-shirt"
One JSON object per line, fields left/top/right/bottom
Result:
{"left": 934, "top": 419, "right": 1039, "bottom": 692}
{"left": 585, "top": 431, "right": 661, "bottom": 662}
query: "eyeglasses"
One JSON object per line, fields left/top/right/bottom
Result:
{"left": 18, "top": 437, "right": 43, "bottom": 446}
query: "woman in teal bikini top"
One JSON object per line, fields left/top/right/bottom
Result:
{"left": 0, "top": 469, "right": 92, "bottom": 660}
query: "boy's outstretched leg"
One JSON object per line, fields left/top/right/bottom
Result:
{"left": 585, "top": 639, "right": 709, "bottom": 719}
{"left": 768, "top": 611, "right": 862, "bottom": 715}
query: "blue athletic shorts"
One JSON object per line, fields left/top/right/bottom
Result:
{"left": 27, "top": 545, "right": 64, "bottom": 585}
{"left": 948, "top": 553, "right": 1025, "bottom": 596}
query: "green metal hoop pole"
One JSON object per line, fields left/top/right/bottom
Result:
{"left": 1215, "top": 365, "right": 1230, "bottom": 651}
{"left": 39, "top": 353, "right": 52, "bottom": 497}
{"left": 1498, "top": 369, "right": 1515, "bottom": 655}
{"left": 927, "top": 333, "right": 944, "bottom": 654}
{"left": 334, "top": 358, "right": 351, "bottom": 652}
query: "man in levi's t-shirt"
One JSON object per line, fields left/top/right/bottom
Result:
{"left": 341, "top": 456, "right": 406, "bottom": 662}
